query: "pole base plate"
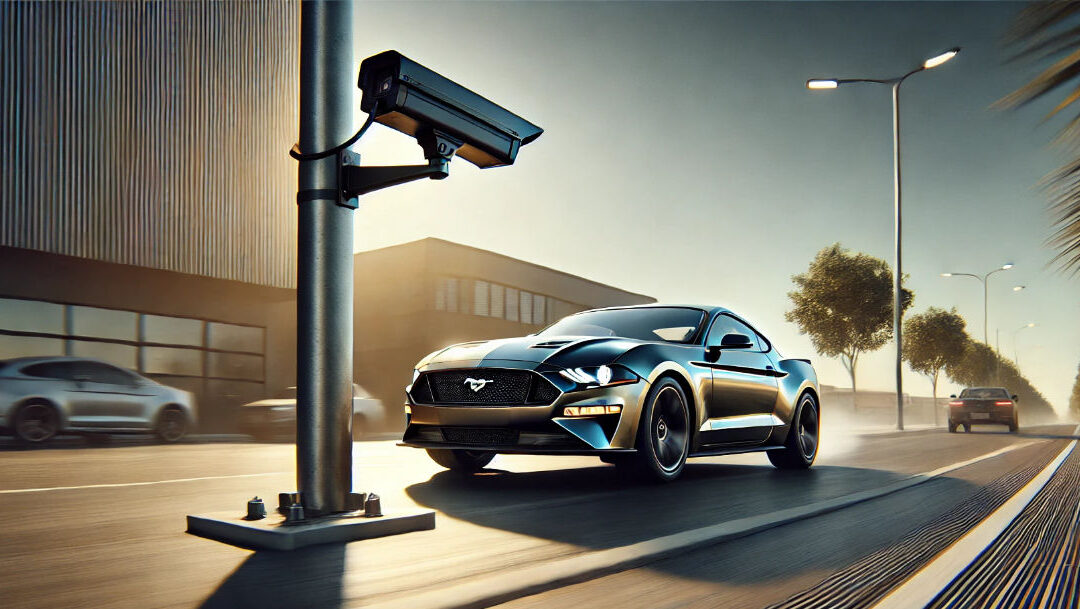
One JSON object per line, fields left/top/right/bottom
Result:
{"left": 187, "top": 508, "right": 435, "bottom": 551}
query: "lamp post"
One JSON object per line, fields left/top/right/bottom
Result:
{"left": 1013, "top": 322, "right": 1036, "bottom": 366}
{"left": 939, "top": 263, "right": 1014, "bottom": 346}
{"left": 808, "top": 47, "right": 960, "bottom": 432}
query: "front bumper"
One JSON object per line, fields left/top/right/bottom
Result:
{"left": 402, "top": 376, "right": 648, "bottom": 453}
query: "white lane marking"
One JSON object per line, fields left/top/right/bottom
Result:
{"left": 0, "top": 471, "right": 291, "bottom": 495}
{"left": 870, "top": 426, "right": 1080, "bottom": 609}
{"left": 367, "top": 440, "right": 1043, "bottom": 609}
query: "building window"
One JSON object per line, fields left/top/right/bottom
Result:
{"left": 520, "top": 291, "right": 533, "bottom": 324}
{"left": 434, "top": 277, "right": 459, "bottom": 313}
{"left": 533, "top": 295, "right": 546, "bottom": 327}
{"left": 143, "top": 315, "right": 203, "bottom": 346}
{"left": 490, "top": 284, "right": 505, "bottom": 318}
{"left": 0, "top": 297, "right": 64, "bottom": 334}
{"left": 208, "top": 322, "right": 263, "bottom": 353}
{"left": 473, "top": 281, "right": 490, "bottom": 316}
{"left": 141, "top": 346, "right": 203, "bottom": 376}
{"left": 71, "top": 306, "right": 136, "bottom": 341}
{"left": 505, "top": 287, "right": 519, "bottom": 321}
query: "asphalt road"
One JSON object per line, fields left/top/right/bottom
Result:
{"left": 0, "top": 423, "right": 1076, "bottom": 609}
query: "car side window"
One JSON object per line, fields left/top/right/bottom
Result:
{"left": 82, "top": 362, "right": 137, "bottom": 386}
{"left": 706, "top": 315, "right": 764, "bottom": 352}
{"left": 21, "top": 362, "right": 77, "bottom": 380}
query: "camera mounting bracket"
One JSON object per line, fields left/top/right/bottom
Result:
{"left": 338, "top": 129, "right": 462, "bottom": 206}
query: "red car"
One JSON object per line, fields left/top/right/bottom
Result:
{"left": 948, "top": 387, "right": 1019, "bottom": 433}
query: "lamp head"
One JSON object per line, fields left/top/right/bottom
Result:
{"left": 923, "top": 47, "right": 960, "bottom": 70}
{"left": 807, "top": 79, "right": 839, "bottom": 90}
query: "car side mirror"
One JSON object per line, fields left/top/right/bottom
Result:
{"left": 1012, "top": 394, "right": 1019, "bottom": 402}
{"left": 949, "top": 394, "right": 957, "bottom": 399}
{"left": 720, "top": 333, "right": 754, "bottom": 349}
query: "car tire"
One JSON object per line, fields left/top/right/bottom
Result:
{"left": 948, "top": 421, "right": 958, "bottom": 433}
{"left": 13, "top": 400, "right": 60, "bottom": 444}
{"left": 426, "top": 449, "right": 495, "bottom": 473}
{"left": 1009, "top": 415, "right": 1019, "bottom": 433}
{"left": 962, "top": 423, "right": 972, "bottom": 433}
{"left": 621, "top": 377, "right": 690, "bottom": 483}
{"left": 769, "top": 392, "right": 819, "bottom": 470}
{"left": 154, "top": 406, "right": 189, "bottom": 443}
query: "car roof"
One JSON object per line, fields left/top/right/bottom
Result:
{"left": 580, "top": 303, "right": 730, "bottom": 316}
{"left": 0, "top": 356, "right": 123, "bottom": 372}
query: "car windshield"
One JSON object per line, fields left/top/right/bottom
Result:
{"left": 960, "top": 388, "right": 1009, "bottom": 399}
{"left": 537, "top": 307, "right": 706, "bottom": 344}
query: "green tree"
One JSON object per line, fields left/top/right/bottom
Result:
{"left": 786, "top": 243, "right": 914, "bottom": 407}
{"left": 999, "top": 2, "right": 1080, "bottom": 275}
{"left": 1070, "top": 361, "right": 1080, "bottom": 419}
{"left": 903, "top": 307, "right": 969, "bottom": 426}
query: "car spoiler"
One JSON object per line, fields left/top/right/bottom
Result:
{"left": 782, "top": 358, "right": 812, "bottom": 365}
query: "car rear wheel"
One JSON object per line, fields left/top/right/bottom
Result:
{"left": 1009, "top": 414, "right": 1019, "bottom": 433}
{"left": 948, "top": 421, "right": 958, "bottom": 433}
{"left": 426, "top": 449, "right": 495, "bottom": 473}
{"left": 769, "top": 392, "right": 819, "bottom": 470}
{"left": 155, "top": 407, "right": 189, "bottom": 443}
{"left": 13, "top": 401, "right": 60, "bottom": 444}
{"left": 620, "top": 377, "right": 690, "bottom": 483}
{"left": 962, "top": 423, "right": 972, "bottom": 433}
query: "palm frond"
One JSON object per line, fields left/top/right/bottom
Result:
{"left": 1002, "top": 0, "right": 1080, "bottom": 276}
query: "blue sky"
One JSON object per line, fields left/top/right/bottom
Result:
{"left": 345, "top": 1, "right": 1080, "bottom": 411}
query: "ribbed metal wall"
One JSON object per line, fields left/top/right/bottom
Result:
{"left": 1, "top": 1, "right": 300, "bottom": 288}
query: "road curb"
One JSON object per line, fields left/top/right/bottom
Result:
{"left": 367, "top": 442, "right": 1037, "bottom": 609}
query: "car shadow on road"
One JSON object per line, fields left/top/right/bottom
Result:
{"left": 200, "top": 544, "right": 346, "bottom": 609}
{"left": 406, "top": 458, "right": 933, "bottom": 553}
{"left": 405, "top": 459, "right": 987, "bottom": 592}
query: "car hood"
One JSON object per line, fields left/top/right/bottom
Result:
{"left": 417, "top": 335, "right": 646, "bottom": 370}
{"left": 242, "top": 398, "right": 296, "bottom": 409}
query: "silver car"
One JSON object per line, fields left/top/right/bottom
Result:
{"left": 239, "top": 384, "right": 384, "bottom": 441}
{"left": 0, "top": 356, "right": 196, "bottom": 444}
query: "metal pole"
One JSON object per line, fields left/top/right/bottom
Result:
{"left": 892, "top": 81, "right": 904, "bottom": 432}
{"left": 296, "top": 0, "right": 355, "bottom": 516}
{"left": 983, "top": 274, "right": 989, "bottom": 345}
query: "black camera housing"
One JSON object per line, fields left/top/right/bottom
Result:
{"left": 359, "top": 51, "right": 542, "bottom": 168}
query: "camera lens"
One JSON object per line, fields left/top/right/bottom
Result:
{"left": 377, "top": 76, "right": 392, "bottom": 95}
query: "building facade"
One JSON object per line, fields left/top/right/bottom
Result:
{"left": 0, "top": 2, "right": 654, "bottom": 433}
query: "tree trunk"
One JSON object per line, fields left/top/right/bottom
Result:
{"left": 847, "top": 357, "right": 858, "bottom": 413}
{"left": 931, "top": 372, "right": 939, "bottom": 427}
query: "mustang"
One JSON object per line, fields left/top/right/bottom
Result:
{"left": 402, "top": 305, "right": 820, "bottom": 482}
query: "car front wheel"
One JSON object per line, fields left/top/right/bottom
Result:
{"left": 621, "top": 377, "right": 690, "bottom": 483}
{"left": 426, "top": 449, "right": 495, "bottom": 473}
{"left": 769, "top": 392, "right": 819, "bottom": 470}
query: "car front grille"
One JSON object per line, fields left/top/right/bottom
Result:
{"left": 411, "top": 369, "right": 560, "bottom": 406}
{"left": 441, "top": 427, "right": 520, "bottom": 446}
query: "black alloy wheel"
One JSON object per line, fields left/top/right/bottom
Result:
{"left": 14, "top": 402, "right": 59, "bottom": 444}
{"left": 155, "top": 408, "right": 189, "bottom": 443}
{"left": 769, "top": 392, "right": 819, "bottom": 470}
{"left": 623, "top": 377, "right": 690, "bottom": 483}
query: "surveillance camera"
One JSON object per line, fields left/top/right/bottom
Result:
{"left": 358, "top": 51, "right": 543, "bottom": 168}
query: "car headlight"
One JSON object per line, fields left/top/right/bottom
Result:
{"left": 558, "top": 365, "right": 638, "bottom": 389}
{"left": 412, "top": 369, "right": 420, "bottom": 383}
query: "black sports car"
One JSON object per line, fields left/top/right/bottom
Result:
{"left": 402, "top": 305, "right": 821, "bottom": 482}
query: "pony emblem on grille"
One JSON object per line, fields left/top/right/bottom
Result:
{"left": 463, "top": 377, "right": 494, "bottom": 392}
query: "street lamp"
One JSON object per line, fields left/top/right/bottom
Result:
{"left": 1013, "top": 322, "right": 1036, "bottom": 366}
{"left": 808, "top": 47, "right": 960, "bottom": 432}
{"left": 939, "top": 263, "right": 1014, "bottom": 345}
